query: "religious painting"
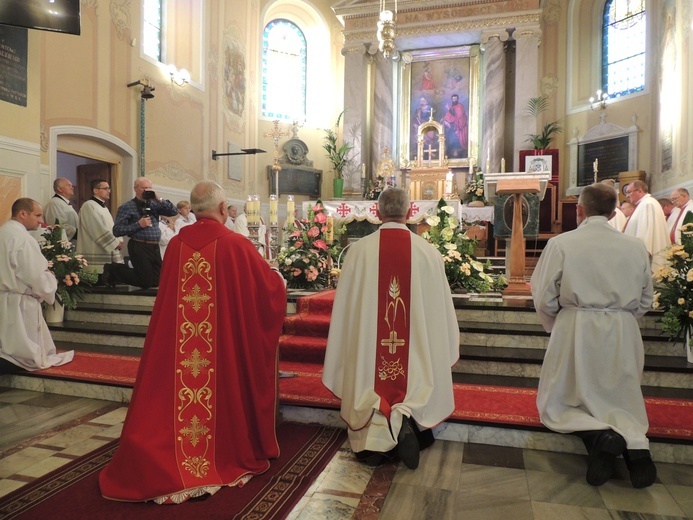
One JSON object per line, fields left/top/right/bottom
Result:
{"left": 400, "top": 45, "right": 480, "bottom": 168}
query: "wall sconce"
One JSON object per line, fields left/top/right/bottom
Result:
{"left": 127, "top": 79, "right": 155, "bottom": 99}
{"left": 168, "top": 64, "right": 190, "bottom": 86}
{"left": 589, "top": 89, "right": 609, "bottom": 111}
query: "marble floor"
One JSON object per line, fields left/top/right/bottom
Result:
{"left": 2, "top": 387, "right": 693, "bottom": 519}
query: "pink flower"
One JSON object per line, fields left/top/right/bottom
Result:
{"left": 313, "top": 239, "right": 327, "bottom": 250}
{"left": 307, "top": 226, "right": 320, "bottom": 238}
{"left": 314, "top": 213, "right": 327, "bottom": 224}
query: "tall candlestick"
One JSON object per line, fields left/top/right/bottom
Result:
{"left": 269, "top": 195, "right": 278, "bottom": 225}
{"left": 501, "top": 158, "right": 506, "bottom": 173}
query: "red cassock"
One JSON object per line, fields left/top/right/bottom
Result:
{"left": 99, "top": 218, "right": 286, "bottom": 503}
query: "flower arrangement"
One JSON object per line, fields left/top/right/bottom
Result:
{"left": 422, "top": 199, "right": 506, "bottom": 293}
{"left": 463, "top": 173, "right": 486, "bottom": 205}
{"left": 653, "top": 222, "right": 693, "bottom": 348}
{"left": 39, "top": 225, "right": 98, "bottom": 309}
{"left": 278, "top": 201, "right": 344, "bottom": 290}
{"left": 365, "top": 176, "right": 395, "bottom": 201}
{"left": 323, "top": 110, "right": 352, "bottom": 180}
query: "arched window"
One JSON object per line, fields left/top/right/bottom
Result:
{"left": 602, "top": 0, "right": 646, "bottom": 98}
{"left": 261, "top": 19, "right": 307, "bottom": 120}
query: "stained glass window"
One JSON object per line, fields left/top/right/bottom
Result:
{"left": 143, "top": 0, "right": 163, "bottom": 62}
{"left": 602, "top": 0, "right": 646, "bottom": 98}
{"left": 262, "top": 19, "right": 307, "bottom": 120}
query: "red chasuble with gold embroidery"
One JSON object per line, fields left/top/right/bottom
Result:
{"left": 99, "top": 219, "right": 286, "bottom": 503}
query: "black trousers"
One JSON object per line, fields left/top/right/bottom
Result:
{"left": 109, "top": 240, "right": 162, "bottom": 289}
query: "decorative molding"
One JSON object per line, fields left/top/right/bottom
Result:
{"left": 109, "top": 0, "right": 131, "bottom": 40}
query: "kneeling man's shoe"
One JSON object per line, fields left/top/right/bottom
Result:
{"left": 586, "top": 430, "right": 626, "bottom": 486}
{"left": 397, "top": 416, "right": 420, "bottom": 470}
{"left": 624, "top": 449, "right": 657, "bottom": 489}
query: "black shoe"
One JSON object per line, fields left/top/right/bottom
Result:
{"left": 101, "top": 264, "right": 116, "bottom": 288}
{"left": 586, "top": 430, "right": 626, "bottom": 486}
{"left": 397, "top": 416, "right": 420, "bottom": 470}
{"left": 624, "top": 449, "right": 657, "bottom": 488}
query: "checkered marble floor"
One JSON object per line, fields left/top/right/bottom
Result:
{"left": 2, "top": 387, "right": 693, "bottom": 519}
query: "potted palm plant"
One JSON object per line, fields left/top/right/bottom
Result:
{"left": 323, "top": 110, "right": 352, "bottom": 198}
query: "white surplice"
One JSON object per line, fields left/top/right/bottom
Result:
{"left": 77, "top": 199, "right": 123, "bottom": 272}
{"left": 531, "top": 216, "right": 653, "bottom": 449}
{"left": 322, "top": 223, "right": 459, "bottom": 454}
{"left": 0, "top": 220, "right": 74, "bottom": 371}
{"left": 44, "top": 194, "right": 79, "bottom": 244}
{"left": 622, "top": 193, "right": 670, "bottom": 272}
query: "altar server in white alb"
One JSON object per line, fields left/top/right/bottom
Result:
{"left": 622, "top": 180, "right": 670, "bottom": 272}
{"left": 0, "top": 198, "right": 74, "bottom": 373}
{"left": 323, "top": 188, "right": 459, "bottom": 470}
{"left": 531, "top": 183, "right": 656, "bottom": 489}
{"left": 43, "top": 177, "right": 79, "bottom": 246}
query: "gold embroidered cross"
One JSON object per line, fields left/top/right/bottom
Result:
{"left": 381, "top": 330, "right": 405, "bottom": 354}
{"left": 182, "top": 284, "right": 211, "bottom": 312}
{"left": 180, "top": 348, "right": 211, "bottom": 378}
{"left": 179, "top": 415, "right": 210, "bottom": 447}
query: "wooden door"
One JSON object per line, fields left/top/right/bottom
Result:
{"left": 77, "top": 163, "right": 112, "bottom": 213}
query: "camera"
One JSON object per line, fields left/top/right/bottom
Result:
{"left": 142, "top": 189, "right": 156, "bottom": 200}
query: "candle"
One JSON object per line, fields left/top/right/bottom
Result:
{"left": 361, "top": 163, "right": 366, "bottom": 178}
{"left": 501, "top": 158, "right": 505, "bottom": 173}
{"left": 269, "top": 195, "right": 278, "bottom": 225}
{"left": 326, "top": 216, "right": 334, "bottom": 244}
{"left": 287, "top": 195, "right": 295, "bottom": 219}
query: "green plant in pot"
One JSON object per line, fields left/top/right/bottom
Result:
{"left": 525, "top": 95, "right": 562, "bottom": 152}
{"left": 323, "top": 110, "right": 353, "bottom": 198}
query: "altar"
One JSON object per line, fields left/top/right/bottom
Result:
{"left": 301, "top": 200, "right": 494, "bottom": 225}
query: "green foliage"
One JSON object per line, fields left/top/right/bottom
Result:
{"left": 422, "top": 199, "right": 507, "bottom": 293}
{"left": 323, "top": 110, "right": 353, "bottom": 179}
{"left": 40, "top": 225, "right": 98, "bottom": 310}
{"left": 278, "top": 201, "right": 344, "bottom": 290}
{"left": 653, "top": 223, "right": 693, "bottom": 349}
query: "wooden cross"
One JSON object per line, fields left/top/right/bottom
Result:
{"left": 381, "top": 330, "right": 405, "bottom": 354}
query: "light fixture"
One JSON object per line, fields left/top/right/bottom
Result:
{"left": 168, "top": 64, "right": 190, "bottom": 86}
{"left": 589, "top": 89, "right": 609, "bottom": 111}
{"left": 127, "top": 79, "right": 155, "bottom": 100}
{"left": 211, "top": 148, "right": 266, "bottom": 160}
{"left": 377, "top": 0, "right": 398, "bottom": 59}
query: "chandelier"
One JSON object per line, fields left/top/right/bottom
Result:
{"left": 377, "top": 0, "right": 398, "bottom": 58}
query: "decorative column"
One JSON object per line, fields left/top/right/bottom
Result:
{"left": 342, "top": 43, "right": 371, "bottom": 196}
{"left": 480, "top": 30, "right": 508, "bottom": 174}
{"left": 512, "top": 26, "right": 542, "bottom": 170}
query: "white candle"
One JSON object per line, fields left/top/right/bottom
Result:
{"left": 269, "top": 195, "right": 278, "bottom": 225}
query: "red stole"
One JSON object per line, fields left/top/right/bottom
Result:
{"left": 374, "top": 229, "right": 412, "bottom": 419}
{"left": 175, "top": 241, "right": 220, "bottom": 487}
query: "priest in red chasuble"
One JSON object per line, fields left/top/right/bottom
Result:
{"left": 322, "top": 188, "right": 459, "bottom": 469}
{"left": 99, "top": 181, "right": 286, "bottom": 504}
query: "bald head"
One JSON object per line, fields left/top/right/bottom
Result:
{"left": 190, "top": 181, "right": 228, "bottom": 223}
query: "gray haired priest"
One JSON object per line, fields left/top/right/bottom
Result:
{"left": 322, "top": 188, "right": 459, "bottom": 470}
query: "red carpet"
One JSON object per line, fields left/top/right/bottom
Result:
{"left": 25, "top": 290, "right": 693, "bottom": 442}
{"left": 0, "top": 422, "right": 346, "bottom": 520}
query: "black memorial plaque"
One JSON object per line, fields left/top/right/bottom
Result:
{"left": 577, "top": 136, "right": 629, "bottom": 186}
{"left": 0, "top": 25, "right": 28, "bottom": 107}
{"left": 268, "top": 166, "right": 322, "bottom": 197}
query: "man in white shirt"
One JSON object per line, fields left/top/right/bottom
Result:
{"left": 669, "top": 187, "right": 693, "bottom": 244}
{"left": 323, "top": 188, "right": 459, "bottom": 470}
{"left": 532, "top": 183, "right": 656, "bottom": 488}
{"left": 0, "top": 198, "right": 74, "bottom": 373}
{"left": 622, "top": 180, "right": 670, "bottom": 272}
{"left": 44, "top": 177, "right": 79, "bottom": 245}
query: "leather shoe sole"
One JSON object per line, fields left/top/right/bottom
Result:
{"left": 397, "top": 416, "right": 420, "bottom": 470}
{"left": 586, "top": 430, "right": 626, "bottom": 486}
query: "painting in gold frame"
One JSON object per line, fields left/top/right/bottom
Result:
{"left": 400, "top": 45, "right": 480, "bottom": 168}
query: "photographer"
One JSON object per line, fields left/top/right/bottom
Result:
{"left": 106, "top": 177, "right": 178, "bottom": 289}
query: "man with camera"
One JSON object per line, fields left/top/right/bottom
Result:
{"left": 106, "top": 177, "right": 177, "bottom": 289}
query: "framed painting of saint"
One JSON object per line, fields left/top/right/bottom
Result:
{"left": 400, "top": 45, "right": 480, "bottom": 168}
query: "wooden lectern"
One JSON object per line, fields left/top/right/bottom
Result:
{"left": 485, "top": 170, "right": 551, "bottom": 296}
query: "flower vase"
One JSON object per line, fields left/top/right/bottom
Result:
{"left": 333, "top": 178, "right": 344, "bottom": 199}
{"left": 44, "top": 301, "right": 65, "bottom": 323}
